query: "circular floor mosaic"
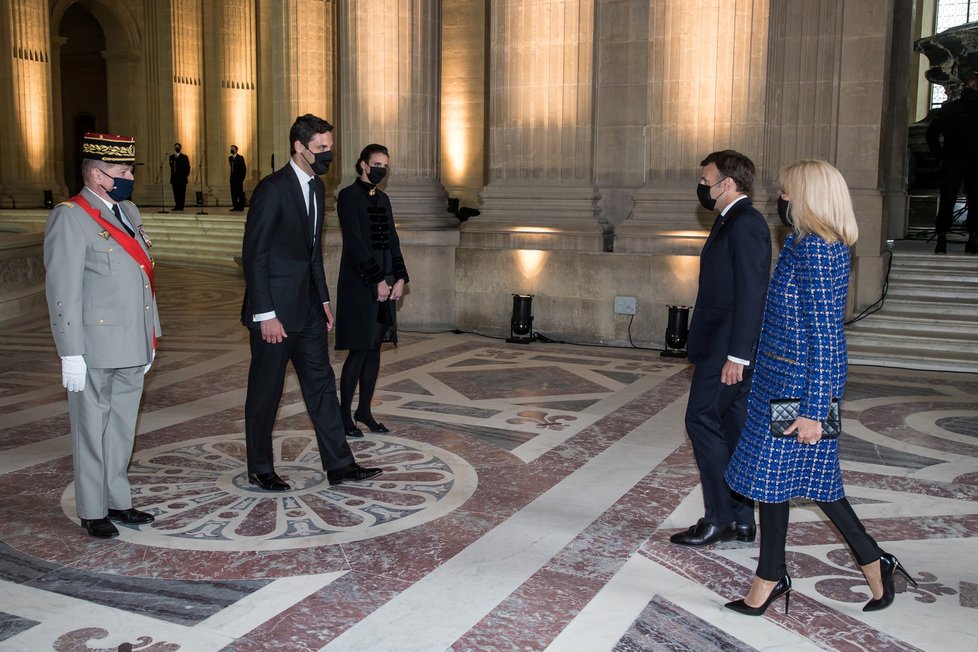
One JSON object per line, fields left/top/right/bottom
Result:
{"left": 60, "top": 432, "right": 477, "bottom": 551}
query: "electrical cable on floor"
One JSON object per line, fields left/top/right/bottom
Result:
{"left": 846, "top": 248, "right": 893, "bottom": 325}
{"left": 400, "top": 320, "right": 669, "bottom": 354}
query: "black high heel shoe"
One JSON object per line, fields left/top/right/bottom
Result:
{"left": 354, "top": 410, "right": 389, "bottom": 433}
{"left": 863, "top": 552, "right": 917, "bottom": 612}
{"left": 725, "top": 575, "right": 792, "bottom": 616}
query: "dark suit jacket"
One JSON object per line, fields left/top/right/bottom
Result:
{"left": 240, "top": 163, "right": 330, "bottom": 331}
{"left": 169, "top": 153, "right": 190, "bottom": 183}
{"left": 229, "top": 154, "right": 247, "bottom": 182}
{"left": 686, "top": 197, "right": 771, "bottom": 368}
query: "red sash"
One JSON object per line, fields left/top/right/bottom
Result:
{"left": 70, "top": 194, "right": 157, "bottom": 348}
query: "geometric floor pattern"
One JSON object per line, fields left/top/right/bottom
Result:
{"left": 0, "top": 267, "right": 976, "bottom": 651}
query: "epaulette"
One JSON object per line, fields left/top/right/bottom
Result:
{"left": 56, "top": 201, "right": 76, "bottom": 208}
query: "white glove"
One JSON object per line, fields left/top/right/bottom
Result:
{"left": 61, "top": 355, "right": 87, "bottom": 392}
{"left": 143, "top": 349, "right": 156, "bottom": 375}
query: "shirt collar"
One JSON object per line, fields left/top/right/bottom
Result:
{"left": 289, "top": 158, "right": 315, "bottom": 187}
{"left": 720, "top": 194, "right": 747, "bottom": 217}
{"left": 84, "top": 186, "right": 115, "bottom": 212}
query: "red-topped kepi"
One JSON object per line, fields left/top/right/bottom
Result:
{"left": 81, "top": 132, "right": 135, "bottom": 164}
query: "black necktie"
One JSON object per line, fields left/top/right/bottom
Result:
{"left": 112, "top": 204, "right": 135, "bottom": 237}
{"left": 308, "top": 179, "right": 316, "bottom": 244}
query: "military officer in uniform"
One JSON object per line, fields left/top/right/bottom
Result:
{"left": 44, "top": 132, "right": 161, "bottom": 539}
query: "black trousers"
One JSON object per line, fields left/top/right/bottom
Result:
{"left": 684, "top": 363, "right": 755, "bottom": 527}
{"left": 340, "top": 348, "right": 382, "bottom": 428}
{"left": 171, "top": 180, "right": 188, "bottom": 210}
{"left": 244, "top": 299, "right": 355, "bottom": 475}
{"left": 230, "top": 178, "right": 246, "bottom": 210}
{"left": 935, "top": 159, "right": 978, "bottom": 234}
{"left": 756, "top": 498, "right": 883, "bottom": 581}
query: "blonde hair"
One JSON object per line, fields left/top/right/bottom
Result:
{"left": 777, "top": 159, "right": 858, "bottom": 246}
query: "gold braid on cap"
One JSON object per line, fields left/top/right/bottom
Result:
{"left": 82, "top": 141, "right": 136, "bottom": 163}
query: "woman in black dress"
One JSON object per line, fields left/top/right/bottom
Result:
{"left": 335, "top": 144, "right": 408, "bottom": 437}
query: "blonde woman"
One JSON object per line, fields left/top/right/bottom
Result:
{"left": 723, "top": 160, "right": 916, "bottom": 615}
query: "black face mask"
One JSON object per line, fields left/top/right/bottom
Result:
{"left": 366, "top": 165, "right": 387, "bottom": 185}
{"left": 306, "top": 149, "right": 332, "bottom": 175}
{"left": 697, "top": 182, "right": 720, "bottom": 210}
{"left": 777, "top": 197, "right": 792, "bottom": 227}
{"left": 99, "top": 171, "right": 134, "bottom": 202}
{"left": 175, "top": 146, "right": 181, "bottom": 154}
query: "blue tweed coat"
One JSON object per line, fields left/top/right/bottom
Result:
{"left": 725, "top": 233, "right": 850, "bottom": 502}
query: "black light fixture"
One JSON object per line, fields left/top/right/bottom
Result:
{"left": 195, "top": 190, "right": 207, "bottom": 215}
{"left": 507, "top": 294, "right": 535, "bottom": 344}
{"left": 661, "top": 305, "right": 690, "bottom": 358}
{"left": 43, "top": 190, "right": 54, "bottom": 209}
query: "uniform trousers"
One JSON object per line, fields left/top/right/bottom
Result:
{"left": 68, "top": 365, "right": 144, "bottom": 519}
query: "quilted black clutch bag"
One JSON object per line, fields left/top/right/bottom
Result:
{"left": 769, "top": 398, "right": 841, "bottom": 438}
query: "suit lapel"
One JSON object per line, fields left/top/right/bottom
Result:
{"left": 702, "top": 199, "right": 749, "bottom": 252}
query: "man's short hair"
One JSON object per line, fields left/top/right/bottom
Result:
{"left": 700, "top": 149, "right": 755, "bottom": 193}
{"left": 289, "top": 114, "right": 334, "bottom": 155}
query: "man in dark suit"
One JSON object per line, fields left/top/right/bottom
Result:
{"left": 169, "top": 143, "right": 190, "bottom": 211}
{"left": 241, "top": 114, "right": 382, "bottom": 491}
{"left": 229, "top": 145, "right": 247, "bottom": 211}
{"left": 671, "top": 150, "right": 771, "bottom": 547}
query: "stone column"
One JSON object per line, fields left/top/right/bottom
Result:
{"left": 202, "top": 0, "right": 258, "bottom": 207}
{"left": 617, "top": 0, "right": 770, "bottom": 255}
{"left": 763, "top": 0, "right": 894, "bottom": 311}
{"left": 170, "top": 0, "right": 210, "bottom": 200}
{"left": 0, "top": 0, "right": 60, "bottom": 207}
{"left": 256, "top": 0, "right": 336, "bottom": 179}
{"left": 336, "top": 0, "right": 451, "bottom": 230}
{"left": 463, "top": 0, "right": 606, "bottom": 252}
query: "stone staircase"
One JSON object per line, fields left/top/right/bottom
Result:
{"left": 846, "top": 248, "right": 978, "bottom": 373}
{"left": 0, "top": 209, "right": 244, "bottom": 272}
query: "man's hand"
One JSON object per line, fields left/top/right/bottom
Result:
{"left": 323, "top": 303, "right": 335, "bottom": 331}
{"left": 61, "top": 355, "right": 87, "bottom": 392}
{"left": 720, "top": 360, "right": 744, "bottom": 385}
{"left": 377, "top": 280, "right": 391, "bottom": 302}
{"left": 390, "top": 279, "right": 406, "bottom": 302}
{"left": 260, "top": 317, "right": 288, "bottom": 344}
{"left": 784, "top": 416, "right": 823, "bottom": 445}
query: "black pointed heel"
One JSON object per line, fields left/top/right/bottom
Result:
{"left": 725, "top": 575, "right": 792, "bottom": 616}
{"left": 354, "top": 411, "right": 389, "bottom": 433}
{"left": 863, "top": 552, "right": 917, "bottom": 612}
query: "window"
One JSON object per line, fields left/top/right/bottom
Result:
{"left": 930, "top": 0, "right": 978, "bottom": 108}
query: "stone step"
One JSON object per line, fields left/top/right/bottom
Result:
{"left": 849, "top": 312, "right": 978, "bottom": 335}
{"left": 885, "top": 285, "right": 978, "bottom": 302}
{"left": 847, "top": 343, "right": 978, "bottom": 373}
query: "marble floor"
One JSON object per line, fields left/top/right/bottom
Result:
{"left": 1, "top": 266, "right": 976, "bottom": 652}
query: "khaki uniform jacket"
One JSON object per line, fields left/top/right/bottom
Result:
{"left": 44, "top": 186, "right": 161, "bottom": 368}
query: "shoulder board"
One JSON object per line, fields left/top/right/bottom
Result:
{"left": 56, "top": 201, "right": 76, "bottom": 208}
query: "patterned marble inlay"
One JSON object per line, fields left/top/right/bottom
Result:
{"left": 0, "top": 611, "right": 40, "bottom": 642}
{"left": 844, "top": 381, "right": 946, "bottom": 401}
{"left": 612, "top": 595, "right": 757, "bottom": 651}
{"left": 59, "top": 433, "right": 477, "bottom": 551}
{"left": 400, "top": 400, "right": 501, "bottom": 418}
{"left": 938, "top": 416, "right": 978, "bottom": 439}
{"left": 431, "top": 366, "right": 609, "bottom": 400}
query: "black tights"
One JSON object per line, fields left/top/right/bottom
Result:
{"left": 756, "top": 498, "right": 883, "bottom": 581}
{"left": 340, "top": 349, "right": 381, "bottom": 428}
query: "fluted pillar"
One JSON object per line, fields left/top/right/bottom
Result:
{"left": 0, "top": 0, "right": 60, "bottom": 206}
{"left": 256, "top": 0, "right": 336, "bottom": 183}
{"left": 336, "top": 0, "right": 450, "bottom": 230}
{"left": 462, "top": 0, "right": 605, "bottom": 251}
{"left": 617, "top": 0, "right": 770, "bottom": 254}
{"left": 202, "top": 0, "right": 258, "bottom": 206}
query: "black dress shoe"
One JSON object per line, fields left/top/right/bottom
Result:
{"left": 248, "top": 472, "right": 291, "bottom": 491}
{"left": 725, "top": 575, "right": 792, "bottom": 616}
{"left": 935, "top": 233, "right": 947, "bottom": 255}
{"left": 863, "top": 552, "right": 918, "bottom": 612}
{"left": 735, "top": 523, "right": 756, "bottom": 542}
{"left": 80, "top": 517, "right": 119, "bottom": 539}
{"left": 327, "top": 463, "right": 383, "bottom": 486}
{"left": 354, "top": 411, "right": 390, "bottom": 433}
{"left": 669, "top": 519, "right": 736, "bottom": 546}
{"left": 107, "top": 508, "right": 155, "bottom": 525}
{"left": 345, "top": 426, "right": 364, "bottom": 438}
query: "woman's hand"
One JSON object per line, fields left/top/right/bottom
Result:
{"left": 784, "top": 415, "right": 823, "bottom": 445}
{"left": 376, "top": 280, "right": 391, "bottom": 302}
{"left": 390, "top": 279, "right": 406, "bottom": 301}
